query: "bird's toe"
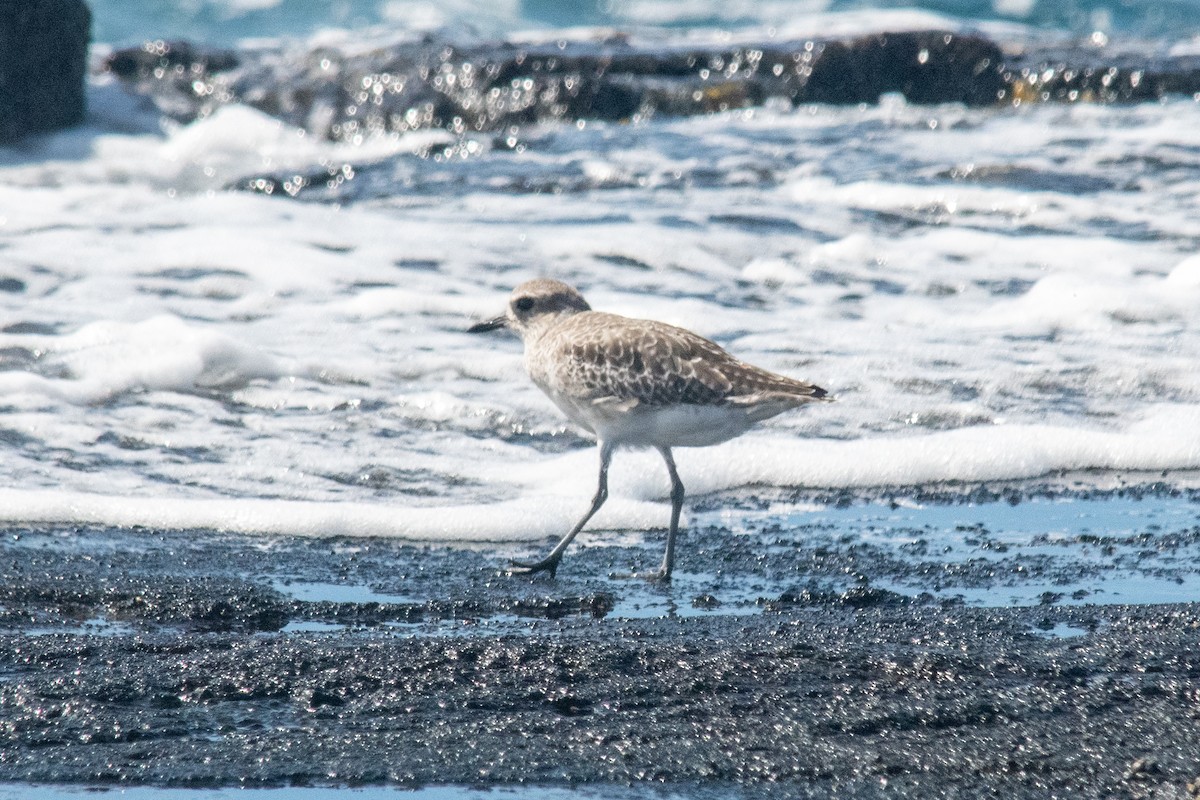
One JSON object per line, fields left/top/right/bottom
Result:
{"left": 509, "top": 555, "right": 560, "bottom": 578}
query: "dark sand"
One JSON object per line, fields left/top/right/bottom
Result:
{"left": 3, "top": 482, "right": 1200, "bottom": 798}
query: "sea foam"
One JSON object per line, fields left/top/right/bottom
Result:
{"left": 1, "top": 22, "right": 1199, "bottom": 540}
{"left": 0, "top": 405, "right": 1195, "bottom": 540}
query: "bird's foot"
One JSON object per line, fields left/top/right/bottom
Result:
{"left": 508, "top": 554, "right": 561, "bottom": 578}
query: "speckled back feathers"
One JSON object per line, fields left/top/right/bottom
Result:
{"left": 529, "top": 312, "right": 826, "bottom": 409}
{"left": 507, "top": 283, "right": 829, "bottom": 413}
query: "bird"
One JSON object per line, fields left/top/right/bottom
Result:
{"left": 468, "top": 278, "right": 830, "bottom": 580}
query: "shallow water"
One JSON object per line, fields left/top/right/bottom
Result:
{"left": 4, "top": 77, "right": 1200, "bottom": 544}
{"left": 4, "top": 489, "right": 1197, "bottom": 647}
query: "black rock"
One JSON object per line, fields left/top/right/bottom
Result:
{"left": 105, "top": 39, "right": 240, "bottom": 81}
{"left": 0, "top": 0, "right": 91, "bottom": 143}
{"left": 800, "top": 31, "right": 1006, "bottom": 106}
{"left": 101, "top": 27, "right": 1200, "bottom": 151}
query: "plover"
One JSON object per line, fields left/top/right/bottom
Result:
{"left": 469, "top": 278, "right": 830, "bottom": 580}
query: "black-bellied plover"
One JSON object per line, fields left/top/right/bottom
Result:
{"left": 469, "top": 278, "right": 830, "bottom": 580}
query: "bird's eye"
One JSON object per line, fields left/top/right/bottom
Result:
{"left": 514, "top": 296, "right": 535, "bottom": 312}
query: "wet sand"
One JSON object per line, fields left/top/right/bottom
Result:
{"left": 2, "top": 481, "right": 1200, "bottom": 798}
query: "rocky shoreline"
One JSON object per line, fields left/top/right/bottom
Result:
{"left": 104, "top": 29, "right": 1200, "bottom": 145}
{"left": 3, "top": 486, "right": 1200, "bottom": 797}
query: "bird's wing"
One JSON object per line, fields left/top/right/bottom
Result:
{"left": 548, "top": 314, "right": 827, "bottom": 408}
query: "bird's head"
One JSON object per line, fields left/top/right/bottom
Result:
{"left": 468, "top": 278, "right": 591, "bottom": 338}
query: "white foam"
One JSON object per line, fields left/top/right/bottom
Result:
{"left": 0, "top": 96, "right": 453, "bottom": 193}
{"left": 0, "top": 489, "right": 663, "bottom": 542}
{"left": 490, "top": 404, "right": 1200, "bottom": 501}
{"left": 0, "top": 315, "right": 283, "bottom": 404}
{"left": 2, "top": 58, "right": 1200, "bottom": 540}
{"left": 1167, "top": 254, "right": 1200, "bottom": 288}
{"left": 687, "top": 404, "right": 1200, "bottom": 493}
{"left": 1, "top": 404, "right": 1195, "bottom": 539}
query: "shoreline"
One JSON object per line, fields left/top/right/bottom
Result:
{"left": 2, "top": 483, "right": 1199, "bottom": 796}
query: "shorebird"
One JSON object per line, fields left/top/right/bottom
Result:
{"left": 469, "top": 278, "right": 830, "bottom": 580}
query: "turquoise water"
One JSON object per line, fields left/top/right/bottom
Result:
{"left": 792, "top": 494, "right": 1200, "bottom": 606}
{"left": 86, "top": 0, "right": 1200, "bottom": 46}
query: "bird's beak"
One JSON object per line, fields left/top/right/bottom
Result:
{"left": 468, "top": 315, "right": 507, "bottom": 333}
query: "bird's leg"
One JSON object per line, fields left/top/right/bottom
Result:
{"left": 656, "top": 446, "right": 684, "bottom": 581}
{"left": 510, "top": 441, "right": 613, "bottom": 578}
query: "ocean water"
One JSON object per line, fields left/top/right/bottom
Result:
{"left": 84, "top": 0, "right": 1200, "bottom": 45}
{"left": 2, "top": 2, "right": 1200, "bottom": 544}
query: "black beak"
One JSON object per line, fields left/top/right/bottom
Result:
{"left": 468, "top": 315, "right": 507, "bottom": 333}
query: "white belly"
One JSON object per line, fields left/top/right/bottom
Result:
{"left": 545, "top": 390, "right": 756, "bottom": 448}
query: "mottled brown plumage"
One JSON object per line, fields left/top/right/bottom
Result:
{"left": 537, "top": 311, "right": 827, "bottom": 413}
{"left": 468, "top": 278, "right": 831, "bottom": 579}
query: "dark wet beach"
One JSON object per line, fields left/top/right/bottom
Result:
{"left": 4, "top": 480, "right": 1200, "bottom": 798}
